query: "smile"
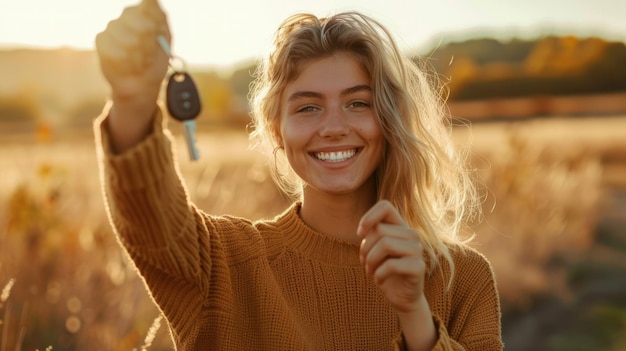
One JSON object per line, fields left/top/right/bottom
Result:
{"left": 312, "top": 149, "right": 359, "bottom": 162}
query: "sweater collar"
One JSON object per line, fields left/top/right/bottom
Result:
{"left": 275, "top": 202, "right": 362, "bottom": 267}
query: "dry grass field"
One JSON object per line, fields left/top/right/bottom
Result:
{"left": 1, "top": 115, "right": 625, "bottom": 350}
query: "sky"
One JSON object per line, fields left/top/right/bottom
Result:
{"left": 1, "top": 0, "right": 625, "bottom": 69}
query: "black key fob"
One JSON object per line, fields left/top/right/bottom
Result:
{"left": 166, "top": 71, "right": 202, "bottom": 121}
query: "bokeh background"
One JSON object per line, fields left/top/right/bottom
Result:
{"left": 1, "top": 0, "right": 626, "bottom": 350}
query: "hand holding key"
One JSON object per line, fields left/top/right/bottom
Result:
{"left": 95, "top": 0, "right": 171, "bottom": 153}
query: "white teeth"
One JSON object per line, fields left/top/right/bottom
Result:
{"left": 314, "top": 149, "right": 357, "bottom": 162}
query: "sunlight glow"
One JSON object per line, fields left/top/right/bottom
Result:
{"left": 1, "top": 0, "right": 625, "bottom": 68}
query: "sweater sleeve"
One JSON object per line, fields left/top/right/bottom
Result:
{"left": 392, "top": 249, "right": 503, "bottom": 351}
{"left": 94, "top": 102, "right": 211, "bottom": 293}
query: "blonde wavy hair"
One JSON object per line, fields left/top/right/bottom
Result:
{"left": 249, "top": 11, "right": 479, "bottom": 276}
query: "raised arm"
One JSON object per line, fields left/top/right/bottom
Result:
{"left": 94, "top": 0, "right": 207, "bottom": 298}
{"left": 95, "top": 0, "right": 170, "bottom": 153}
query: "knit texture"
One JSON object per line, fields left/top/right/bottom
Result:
{"left": 94, "top": 107, "right": 503, "bottom": 350}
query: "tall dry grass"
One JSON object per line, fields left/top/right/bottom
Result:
{"left": 469, "top": 131, "right": 603, "bottom": 305}
{"left": 0, "top": 140, "right": 168, "bottom": 350}
{"left": 0, "top": 119, "right": 618, "bottom": 349}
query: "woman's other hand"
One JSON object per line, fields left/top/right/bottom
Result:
{"left": 358, "top": 200, "right": 436, "bottom": 350}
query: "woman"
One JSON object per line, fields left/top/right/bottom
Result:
{"left": 94, "top": 1, "right": 502, "bottom": 350}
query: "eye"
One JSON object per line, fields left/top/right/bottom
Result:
{"left": 296, "top": 104, "right": 319, "bottom": 113}
{"left": 348, "top": 100, "right": 370, "bottom": 110}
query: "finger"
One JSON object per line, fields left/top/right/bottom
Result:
{"left": 359, "top": 223, "right": 420, "bottom": 263}
{"left": 97, "top": 18, "right": 145, "bottom": 74}
{"left": 365, "top": 222, "right": 420, "bottom": 241}
{"left": 95, "top": 27, "right": 124, "bottom": 61}
{"left": 140, "top": 0, "right": 169, "bottom": 32}
{"left": 123, "top": 8, "right": 161, "bottom": 35}
{"left": 96, "top": 28, "right": 135, "bottom": 76}
{"left": 119, "top": 5, "right": 167, "bottom": 65}
{"left": 373, "top": 256, "right": 426, "bottom": 286}
{"left": 107, "top": 5, "right": 164, "bottom": 40}
{"left": 99, "top": 5, "right": 170, "bottom": 74}
{"left": 362, "top": 236, "right": 422, "bottom": 275}
{"left": 357, "top": 200, "right": 406, "bottom": 237}
{"left": 138, "top": 0, "right": 171, "bottom": 68}
{"left": 96, "top": 9, "right": 145, "bottom": 67}
{"left": 140, "top": 0, "right": 163, "bottom": 13}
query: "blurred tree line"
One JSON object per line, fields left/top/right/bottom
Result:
{"left": 422, "top": 36, "right": 626, "bottom": 100}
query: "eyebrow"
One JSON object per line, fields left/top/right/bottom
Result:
{"left": 287, "top": 84, "right": 372, "bottom": 102}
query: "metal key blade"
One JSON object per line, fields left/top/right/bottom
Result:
{"left": 183, "top": 120, "right": 200, "bottom": 161}
{"left": 157, "top": 35, "right": 171, "bottom": 57}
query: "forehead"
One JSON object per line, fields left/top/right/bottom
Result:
{"left": 283, "top": 52, "right": 370, "bottom": 97}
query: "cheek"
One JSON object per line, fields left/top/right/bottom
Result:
{"left": 363, "top": 119, "right": 383, "bottom": 142}
{"left": 368, "top": 124, "right": 386, "bottom": 157}
{"left": 280, "top": 121, "right": 304, "bottom": 152}
{"left": 282, "top": 117, "right": 317, "bottom": 144}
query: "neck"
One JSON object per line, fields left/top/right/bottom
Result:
{"left": 299, "top": 188, "right": 376, "bottom": 243}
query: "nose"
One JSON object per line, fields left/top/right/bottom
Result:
{"left": 319, "top": 107, "right": 350, "bottom": 138}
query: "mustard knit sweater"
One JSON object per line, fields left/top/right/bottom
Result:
{"left": 94, "top": 110, "right": 503, "bottom": 350}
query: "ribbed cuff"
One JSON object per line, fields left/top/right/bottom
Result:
{"left": 392, "top": 313, "right": 448, "bottom": 351}
{"left": 94, "top": 101, "right": 176, "bottom": 192}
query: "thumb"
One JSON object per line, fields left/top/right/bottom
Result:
{"left": 140, "top": 0, "right": 167, "bottom": 24}
{"left": 140, "top": 0, "right": 161, "bottom": 9}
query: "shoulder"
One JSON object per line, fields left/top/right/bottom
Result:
{"left": 447, "top": 243, "right": 498, "bottom": 294}
{"left": 432, "top": 245, "right": 503, "bottom": 348}
{"left": 427, "top": 243, "right": 497, "bottom": 291}
{"left": 198, "top": 203, "right": 297, "bottom": 263}
{"left": 251, "top": 202, "right": 302, "bottom": 261}
{"left": 199, "top": 212, "right": 265, "bottom": 265}
{"left": 203, "top": 212, "right": 256, "bottom": 240}
{"left": 451, "top": 244, "right": 494, "bottom": 275}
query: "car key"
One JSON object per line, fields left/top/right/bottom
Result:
{"left": 166, "top": 72, "right": 201, "bottom": 160}
{"left": 158, "top": 35, "right": 202, "bottom": 161}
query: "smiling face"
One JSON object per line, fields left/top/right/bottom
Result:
{"left": 279, "top": 52, "right": 386, "bottom": 200}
